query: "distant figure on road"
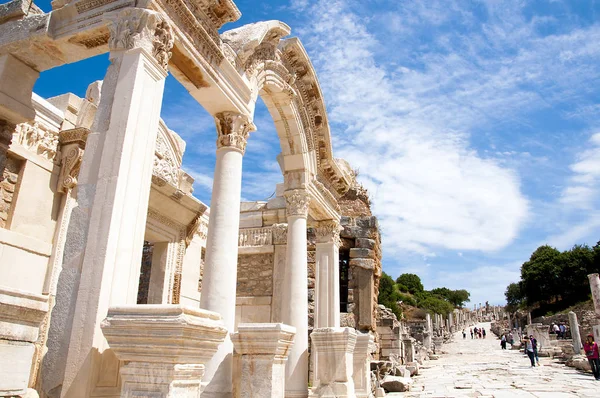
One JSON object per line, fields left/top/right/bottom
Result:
{"left": 584, "top": 334, "right": 600, "bottom": 380}
{"left": 530, "top": 335, "right": 540, "bottom": 366}
{"left": 470, "top": 328, "right": 474, "bottom": 339}
{"left": 462, "top": 329, "right": 466, "bottom": 339}
{"left": 474, "top": 326, "right": 478, "bottom": 338}
{"left": 501, "top": 334, "right": 507, "bottom": 349}
{"left": 482, "top": 328, "right": 486, "bottom": 339}
{"left": 552, "top": 323, "right": 559, "bottom": 338}
{"left": 559, "top": 323, "right": 566, "bottom": 340}
{"left": 508, "top": 332, "right": 514, "bottom": 347}
{"left": 523, "top": 336, "right": 536, "bottom": 367}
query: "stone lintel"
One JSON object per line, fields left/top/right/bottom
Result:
{"left": 349, "top": 258, "right": 375, "bottom": 271}
{"left": 355, "top": 238, "right": 376, "bottom": 249}
{"left": 349, "top": 247, "right": 375, "bottom": 259}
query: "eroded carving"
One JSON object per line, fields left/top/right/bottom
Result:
{"left": 284, "top": 189, "right": 310, "bottom": 218}
{"left": 13, "top": 122, "right": 59, "bottom": 162}
{"left": 314, "top": 220, "right": 342, "bottom": 246}
{"left": 214, "top": 112, "right": 255, "bottom": 154}
{"left": 57, "top": 128, "right": 89, "bottom": 193}
{"left": 271, "top": 223, "right": 288, "bottom": 245}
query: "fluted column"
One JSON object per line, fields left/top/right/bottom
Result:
{"left": 314, "top": 220, "right": 342, "bottom": 328}
{"left": 282, "top": 189, "right": 310, "bottom": 398}
{"left": 201, "top": 112, "right": 255, "bottom": 397}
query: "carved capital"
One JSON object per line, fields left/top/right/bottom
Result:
{"left": 106, "top": 8, "right": 174, "bottom": 72}
{"left": 57, "top": 128, "right": 89, "bottom": 193}
{"left": 214, "top": 112, "right": 256, "bottom": 154}
{"left": 284, "top": 189, "right": 310, "bottom": 218}
{"left": 314, "top": 220, "right": 342, "bottom": 246}
{"left": 271, "top": 223, "right": 288, "bottom": 245}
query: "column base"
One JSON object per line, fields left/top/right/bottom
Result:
{"left": 121, "top": 363, "right": 203, "bottom": 397}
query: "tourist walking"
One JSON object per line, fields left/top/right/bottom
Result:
{"left": 462, "top": 329, "right": 466, "bottom": 339}
{"left": 523, "top": 336, "right": 536, "bottom": 367}
{"left": 559, "top": 324, "right": 566, "bottom": 340}
{"left": 482, "top": 328, "right": 487, "bottom": 339}
{"left": 530, "top": 335, "right": 540, "bottom": 366}
{"left": 470, "top": 328, "right": 474, "bottom": 339}
{"left": 508, "top": 332, "right": 514, "bottom": 347}
{"left": 584, "top": 334, "right": 600, "bottom": 380}
{"left": 501, "top": 334, "right": 507, "bottom": 349}
{"left": 552, "top": 323, "right": 560, "bottom": 338}
{"left": 474, "top": 326, "right": 478, "bottom": 339}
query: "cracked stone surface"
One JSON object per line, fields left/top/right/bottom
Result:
{"left": 392, "top": 322, "right": 600, "bottom": 397}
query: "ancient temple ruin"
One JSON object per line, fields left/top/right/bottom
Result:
{"left": 0, "top": 0, "right": 498, "bottom": 397}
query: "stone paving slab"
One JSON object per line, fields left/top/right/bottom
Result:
{"left": 390, "top": 322, "right": 600, "bottom": 398}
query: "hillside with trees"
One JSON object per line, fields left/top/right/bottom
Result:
{"left": 505, "top": 242, "right": 600, "bottom": 316}
{"left": 378, "top": 272, "right": 471, "bottom": 319}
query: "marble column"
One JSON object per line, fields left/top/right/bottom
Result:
{"left": 49, "top": 9, "right": 174, "bottom": 398}
{"left": 588, "top": 273, "right": 600, "bottom": 318}
{"left": 282, "top": 189, "right": 310, "bottom": 397}
{"left": 314, "top": 220, "right": 342, "bottom": 328}
{"left": 201, "top": 112, "right": 255, "bottom": 397}
{"left": 424, "top": 314, "right": 432, "bottom": 349}
{"left": 568, "top": 311, "right": 582, "bottom": 355}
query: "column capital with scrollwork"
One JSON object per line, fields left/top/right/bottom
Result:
{"left": 105, "top": 8, "right": 174, "bottom": 72}
{"left": 214, "top": 112, "right": 256, "bottom": 154}
{"left": 284, "top": 189, "right": 310, "bottom": 219}
{"left": 314, "top": 220, "right": 342, "bottom": 246}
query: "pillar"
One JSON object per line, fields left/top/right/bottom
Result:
{"left": 48, "top": 9, "right": 174, "bottom": 398}
{"left": 231, "top": 323, "right": 296, "bottom": 398}
{"left": 101, "top": 305, "right": 228, "bottom": 398}
{"left": 353, "top": 333, "right": 374, "bottom": 398}
{"left": 311, "top": 328, "right": 357, "bottom": 397}
{"left": 588, "top": 274, "right": 600, "bottom": 318}
{"left": 568, "top": 311, "right": 582, "bottom": 355}
{"left": 282, "top": 189, "right": 310, "bottom": 397}
{"left": 200, "top": 112, "right": 255, "bottom": 397}
{"left": 314, "top": 220, "right": 341, "bottom": 328}
{"left": 424, "top": 314, "right": 432, "bottom": 349}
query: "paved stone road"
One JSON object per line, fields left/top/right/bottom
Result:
{"left": 396, "top": 322, "right": 600, "bottom": 398}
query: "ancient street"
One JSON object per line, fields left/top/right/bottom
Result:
{"left": 398, "top": 322, "right": 600, "bottom": 398}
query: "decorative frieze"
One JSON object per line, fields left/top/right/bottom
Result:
{"left": 284, "top": 189, "right": 310, "bottom": 218}
{"left": 0, "top": 120, "right": 14, "bottom": 184}
{"left": 106, "top": 8, "right": 174, "bottom": 72}
{"left": 12, "top": 122, "right": 59, "bottom": 162}
{"left": 238, "top": 227, "right": 272, "bottom": 247}
{"left": 214, "top": 112, "right": 255, "bottom": 154}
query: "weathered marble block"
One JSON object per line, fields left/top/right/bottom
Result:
{"left": 310, "top": 327, "right": 357, "bottom": 398}
{"left": 231, "top": 323, "right": 295, "bottom": 398}
{"left": 101, "top": 305, "right": 227, "bottom": 398}
{"left": 353, "top": 332, "right": 374, "bottom": 398}
{"left": 0, "top": 286, "right": 48, "bottom": 397}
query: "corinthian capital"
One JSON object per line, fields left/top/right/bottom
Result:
{"left": 214, "top": 112, "right": 256, "bottom": 154}
{"left": 106, "top": 8, "right": 174, "bottom": 72}
{"left": 314, "top": 220, "right": 342, "bottom": 245}
{"left": 284, "top": 189, "right": 310, "bottom": 218}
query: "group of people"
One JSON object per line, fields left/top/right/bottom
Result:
{"left": 551, "top": 322, "right": 570, "bottom": 340}
{"left": 465, "top": 326, "right": 486, "bottom": 339}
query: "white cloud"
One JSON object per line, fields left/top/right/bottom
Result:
{"left": 561, "top": 133, "right": 600, "bottom": 208}
{"left": 294, "top": 0, "right": 529, "bottom": 254}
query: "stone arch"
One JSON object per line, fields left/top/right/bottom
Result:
{"left": 222, "top": 21, "right": 353, "bottom": 212}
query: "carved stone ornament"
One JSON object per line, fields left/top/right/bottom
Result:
{"left": 57, "top": 128, "right": 89, "bottom": 193}
{"left": 271, "top": 223, "right": 288, "bottom": 245}
{"left": 284, "top": 189, "right": 310, "bottom": 218}
{"left": 106, "top": 8, "right": 174, "bottom": 72}
{"left": 13, "top": 121, "right": 59, "bottom": 162}
{"left": 214, "top": 112, "right": 256, "bottom": 154}
{"left": 314, "top": 220, "right": 342, "bottom": 245}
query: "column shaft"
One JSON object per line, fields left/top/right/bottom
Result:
{"left": 201, "top": 112, "right": 254, "bottom": 397}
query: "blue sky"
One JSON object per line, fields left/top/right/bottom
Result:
{"left": 31, "top": 0, "right": 600, "bottom": 306}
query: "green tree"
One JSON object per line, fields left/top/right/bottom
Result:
{"left": 396, "top": 273, "right": 424, "bottom": 294}
{"left": 558, "top": 244, "right": 595, "bottom": 305}
{"left": 430, "top": 288, "right": 470, "bottom": 308}
{"left": 520, "top": 245, "right": 561, "bottom": 305}
{"left": 505, "top": 282, "right": 524, "bottom": 312}
{"left": 378, "top": 272, "right": 402, "bottom": 319}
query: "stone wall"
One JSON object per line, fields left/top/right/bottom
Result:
{"left": 0, "top": 155, "right": 21, "bottom": 228}
{"left": 236, "top": 253, "right": 274, "bottom": 296}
